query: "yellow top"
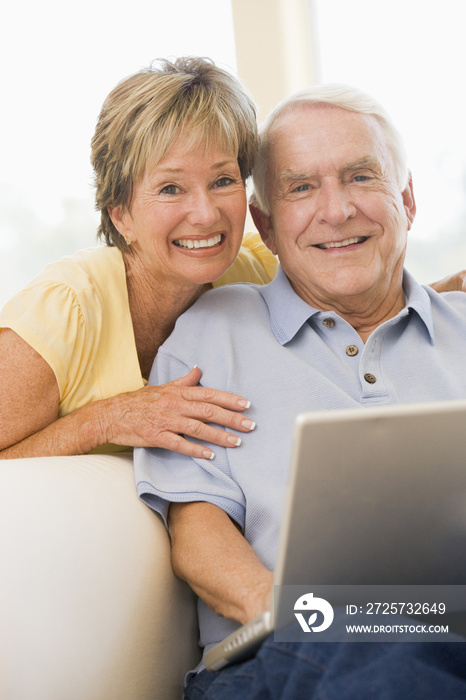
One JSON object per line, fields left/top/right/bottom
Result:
{"left": 0, "top": 233, "right": 277, "bottom": 424}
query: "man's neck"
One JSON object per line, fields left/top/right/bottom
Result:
{"left": 336, "top": 289, "right": 406, "bottom": 343}
{"left": 290, "top": 277, "right": 406, "bottom": 344}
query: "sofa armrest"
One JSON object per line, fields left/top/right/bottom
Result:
{"left": 0, "top": 453, "right": 201, "bottom": 700}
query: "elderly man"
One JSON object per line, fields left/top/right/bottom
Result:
{"left": 135, "top": 85, "right": 466, "bottom": 698}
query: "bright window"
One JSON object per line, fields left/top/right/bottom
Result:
{"left": 0, "top": 0, "right": 236, "bottom": 307}
{"left": 315, "top": 0, "right": 466, "bottom": 284}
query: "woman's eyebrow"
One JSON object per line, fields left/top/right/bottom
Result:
{"left": 155, "top": 159, "right": 238, "bottom": 176}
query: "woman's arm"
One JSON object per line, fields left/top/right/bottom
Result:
{"left": 429, "top": 270, "right": 466, "bottom": 293}
{"left": 168, "top": 501, "right": 273, "bottom": 625}
{"left": 0, "top": 330, "right": 255, "bottom": 459}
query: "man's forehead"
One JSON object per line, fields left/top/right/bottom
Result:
{"left": 269, "top": 105, "right": 389, "bottom": 175}
{"left": 272, "top": 101, "right": 379, "bottom": 134}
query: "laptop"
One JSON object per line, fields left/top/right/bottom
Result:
{"left": 205, "top": 399, "right": 466, "bottom": 671}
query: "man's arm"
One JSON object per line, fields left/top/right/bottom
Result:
{"left": 168, "top": 501, "right": 274, "bottom": 625}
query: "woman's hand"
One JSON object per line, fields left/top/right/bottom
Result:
{"left": 0, "top": 330, "right": 255, "bottom": 458}
{"left": 100, "top": 366, "right": 255, "bottom": 459}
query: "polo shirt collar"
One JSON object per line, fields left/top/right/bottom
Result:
{"left": 260, "top": 266, "right": 322, "bottom": 345}
{"left": 261, "top": 266, "right": 435, "bottom": 345}
{"left": 402, "top": 269, "right": 436, "bottom": 343}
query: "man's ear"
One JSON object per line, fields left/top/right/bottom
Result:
{"left": 249, "top": 203, "right": 277, "bottom": 255}
{"left": 402, "top": 174, "right": 416, "bottom": 230}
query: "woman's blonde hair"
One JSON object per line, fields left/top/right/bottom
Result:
{"left": 91, "top": 56, "right": 257, "bottom": 250}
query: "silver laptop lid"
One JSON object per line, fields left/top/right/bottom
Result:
{"left": 274, "top": 399, "right": 466, "bottom": 590}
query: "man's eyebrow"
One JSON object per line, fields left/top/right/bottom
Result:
{"left": 277, "top": 157, "right": 384, "bottom": 183}
{"left": 344, "top": 156, "right": 384, "bottom": 172}
{"left": 278, "top": 169, "right": 315, "bottom": 183}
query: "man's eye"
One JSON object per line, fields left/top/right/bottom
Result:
{"left": 354, "top": 175, "right": 370, "bottom": 182}
{"left": 293, "top": 184, "right": 310, "bottom": 192}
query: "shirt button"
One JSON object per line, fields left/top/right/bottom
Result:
{"left": 346, "top": 345, "right": 358, "bottom": 357}
{"left": 322, "top": 318, "right": 335, "bottom": 328}
{"left": 364, "top": 373, "right": 377, "bottom": 384}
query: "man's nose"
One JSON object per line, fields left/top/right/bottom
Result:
{"left": 186, "top": 191, "right": 220, "bottom": 227}
{"left": 316, "top": 182, "right": 356, "bottom": 225}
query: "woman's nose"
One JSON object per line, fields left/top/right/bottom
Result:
{"left": 186, "top": 191, "right": 220, "bottom": 227}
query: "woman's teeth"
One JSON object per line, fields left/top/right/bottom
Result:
{"left": 174, "top": 234, "right": 222, "bottom": 249}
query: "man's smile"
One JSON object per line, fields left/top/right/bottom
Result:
{"left": 314, "top": 236, "right": 368, "bottom": 250}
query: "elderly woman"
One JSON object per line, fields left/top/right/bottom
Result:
{"left": 0, "top": 57, "right": 277, "bottom": 458}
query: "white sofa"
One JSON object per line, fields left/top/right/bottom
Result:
{"left": 0, "top": 453, "right": 201, "bottom": 700}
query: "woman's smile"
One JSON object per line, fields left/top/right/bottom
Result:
{"left": 172, "top": 233, "right": 225, "bottom": 250}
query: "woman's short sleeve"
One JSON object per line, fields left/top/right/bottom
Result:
{"left": 0, "top": 280, "right": 97, "bottom": 410}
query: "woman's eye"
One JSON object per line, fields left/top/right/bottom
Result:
{"left": 213, "top": 177, "right": 234, "bottom": 188}
{"left": 159, "top": 184, "right": 180, "bottom": 195}
{"left": 354, "top": 175, "right": 369, "bottom": 182}
{"left": 293, "top": 184, "right": 310, "bottom": 193}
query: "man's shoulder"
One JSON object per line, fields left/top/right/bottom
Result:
{"left": 404, "top": 270, "right": 466, "bottom": 323}
{"left": 425, "top": 283, "right": 466, "bottom": 312}
{"left": 160, "top": 283, "right": 271, "bottom": 360}
{"left": 183, "top": 282, "right": 267, "bottom": 321}
{"left": 204, "top": 281, "right": 265, "bottom": 301}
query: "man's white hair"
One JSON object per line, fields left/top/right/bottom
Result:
{"left": 251, "top": 83, "right": 409, "bottom": 215}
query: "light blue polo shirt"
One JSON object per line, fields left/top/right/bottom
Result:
{"left": 134, "top": 266, "right": 466, "bottom": 655}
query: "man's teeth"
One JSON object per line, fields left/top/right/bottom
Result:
{"left": 174, "top": 234, "right": 222, "bottom": 249}
{"left": 318, "top": 236, "right": 366, "bottom": 250}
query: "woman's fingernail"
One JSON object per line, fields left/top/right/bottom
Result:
{"left": 241, "top": 419, "right": 256, "bottom": 431}
{"left": 203, "top": 450, "right": 215, "bottom": 460}
{"left": 227, "top": 435, "right": 242, "bottom": 446}
{"left": 238, "top": 399, "right": 251, "bottom": 409}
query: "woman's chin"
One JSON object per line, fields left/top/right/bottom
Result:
{"left": 176, "top": 250, "right": 238, "bottom": 286}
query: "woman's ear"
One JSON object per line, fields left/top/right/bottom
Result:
{"left": 107, "top": 205, "right": 133, "bottom": 242}
{"left": 249, "top": 203, "right": 277, "bottom": 255}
